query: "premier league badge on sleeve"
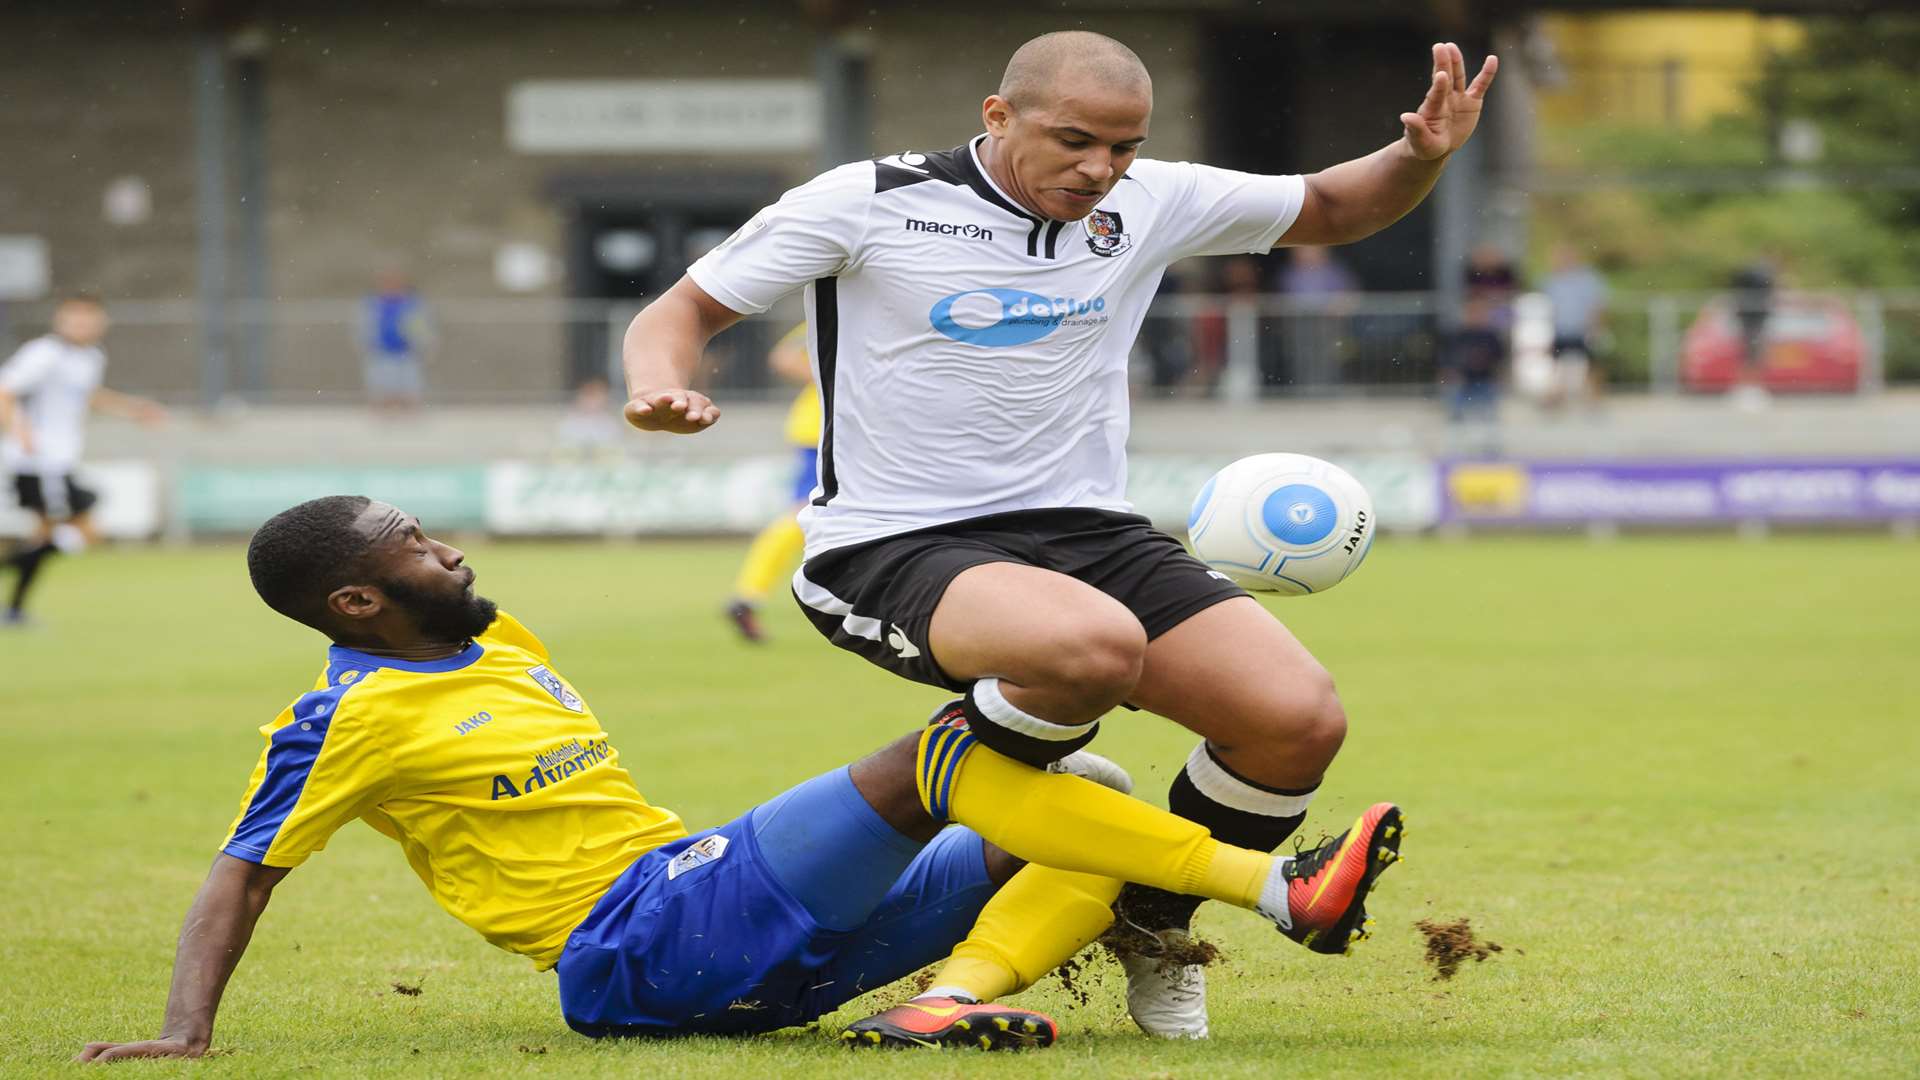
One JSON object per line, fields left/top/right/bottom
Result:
{"left": 526, "top": 665, "right": 585, "bottom": 712}
{"left": 1084, "top": 210, "right": 1132, "bottom": 258}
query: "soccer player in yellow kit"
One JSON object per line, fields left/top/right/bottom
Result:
{"left": 725, "top": 323, "right": 819, "bottom": 642}
{"left": 76, "top": 496, "right": 1396, "bottom": 1060}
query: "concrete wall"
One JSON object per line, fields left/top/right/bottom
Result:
{"left": 0, "top": 1, "right": 1441, "bottom": 403}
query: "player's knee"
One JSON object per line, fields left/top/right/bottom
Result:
{"left": 1040, "top": 616, "right": 1146, "bottom": 705}
{"left": 1275, "top": 667, "right": 1347, "bottom": 761}
{"left": 1224, "top": 665, "right": 1347, "bottom": 762}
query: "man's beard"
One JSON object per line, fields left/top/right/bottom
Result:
{"left": 381, "top": 577, "right": 499, "bottom": 643}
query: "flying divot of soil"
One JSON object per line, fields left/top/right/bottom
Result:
{"left": 1414, "top": 917, "right": 1503, "bottom": 980}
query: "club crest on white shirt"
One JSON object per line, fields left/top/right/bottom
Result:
{"left": 526, "top": 665, "right": 584, "bottom": 712}
{"left": 1084, "top": 210, "right": 1132, "bottom": 257}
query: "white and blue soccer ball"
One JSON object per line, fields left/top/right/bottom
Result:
{"left": 1186, "top": 453, "right": 1375, "bottom": 596}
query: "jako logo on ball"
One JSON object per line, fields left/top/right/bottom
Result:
{"left": 929, "top": 288, "right": 1107, "bottom": 347}
{"left": 1187, "top": 453, "right": 1375, "bottom": 596}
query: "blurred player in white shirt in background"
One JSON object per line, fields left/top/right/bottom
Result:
{"left": 0, "top": 295, "right": 166, "bottom": 626}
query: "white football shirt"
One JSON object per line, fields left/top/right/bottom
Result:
{"left": 688, "top": 135, "right": 1305, "bottom": 557}
{"left": 0, "top": 334, "right": 106, "bottom": 474}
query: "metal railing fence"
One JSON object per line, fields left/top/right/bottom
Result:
{"left": 0, "top": 289, "right": 1912, "bottom": 406}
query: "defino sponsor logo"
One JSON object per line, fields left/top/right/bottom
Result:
{"left": 905, "top": 218, "right": 994, "bottom": 242}
{"left": 929, "top": 288, "right": 1109, "bottom": 347}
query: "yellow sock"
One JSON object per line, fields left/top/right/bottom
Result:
{"left": 930, "top": 865, "right": 1120, "bottom": 1001}
{"left": 732, "top": 513, "right": 805, "bottom": 601}
{"left": 916, "top": 726, "right": 1272, "bottom": 908}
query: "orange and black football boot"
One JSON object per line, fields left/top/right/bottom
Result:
{"left": 841, "top": 996, "right": 1058, "bottom": 1050}
{"left": 1257, "top": 802, "right": 1405, "bottom": 955}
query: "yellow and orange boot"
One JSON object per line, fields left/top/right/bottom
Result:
{"left": 841, "top": 996, "right": 1058, "bottom": 1050}
{"left": 1259, "top": 802, "right": 1405, "bottom": 955}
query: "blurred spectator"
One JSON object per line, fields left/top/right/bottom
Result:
{"left": 1728, "top": 254, "right": 1778, "bottom": 410}
{"left": 360, "top": 270, "right": 433, "bottom": 411}
{"left": 1541, "top": 245, "right": 1609, "bottom": 406}
{"left": 552, "top": 377, "right": 623, "bottom": 460}
{"left": 1278, "top": 246, "right": 1360, "bottom": 393}
{"left": 1439, "top": 295, "right": 1505, "bottom": 426}
{"left": 1465, "top": 243, "right": 1521, "bottom": 329}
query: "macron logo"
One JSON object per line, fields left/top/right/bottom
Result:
{"left": 905, "top": 218, "right": 994, "bottom": 243}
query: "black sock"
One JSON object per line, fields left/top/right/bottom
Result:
{"left": 8, "top": 541, "right": 58, "bottom": 613}
{"left": 1117, "top": 741, "right": 1319, "bottom": 934}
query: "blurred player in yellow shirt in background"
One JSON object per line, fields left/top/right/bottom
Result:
{"left": 726, "top": 323, "right": 819, "bottom": 642}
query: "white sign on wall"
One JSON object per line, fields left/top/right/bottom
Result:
{"left": 0, "top": 461, "right": 163, "bottom": 539}
{"left": 506, "top": 79, "right": 821, "bottom": 154}
{"left": 0, "top": 236, "right": 50, "bottom": 300}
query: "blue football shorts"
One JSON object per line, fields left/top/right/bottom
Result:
{"left": 556, "top": 767, "right": 996, "bottom": 1036}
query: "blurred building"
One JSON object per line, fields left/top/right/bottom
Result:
{"left": 1537, "top": 11, "right": 1804, "bottom": 128}
{"left": 0, "top": 0, "right": 1868, "bottom": 402}
{"left": 1, "top": 0, "right": 1512, "bottom": 399}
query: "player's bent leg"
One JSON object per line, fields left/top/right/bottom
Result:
{"left": 1118, "top": 598, "right": 1363, "bottom": 1035}
{"left": 727, "top": 509, "right": 805, "bottom": 643}
{"left": 750, "top": 767, "right": 930, "bottom": 930}
{"left": 1131, "top": 596, "right": 1347, "bottom": 789}
{"left": 807, "top": 828, "right": 1055, "bottom": 1050}
{"left": 914, "top": 728, "right": 1270, "bottom": 907}
{"left": 556, "top": 766, "right": 943, "bottom": 1038}
{"left": 929, "top": 562, "right": 1147, "bottom": 730}
{"left": 837, "top": 753, "right": 1140, "bottom": 1050}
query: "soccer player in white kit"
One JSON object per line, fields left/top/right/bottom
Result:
{"left": 621, "top": 32, "right": 1497, "bottom": 1041}
{"left": 0, "top": 295, "right": 165, "bottom": 625}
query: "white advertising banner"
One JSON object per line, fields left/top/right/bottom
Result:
{"left": 0, "top": 460, "right": 163, "bottom": 539}
{"left": 485, "top": 455, "right": 1440, "bottom": 536}
{"left": 486, "top": 458, "right": 796, "bottom": 535}
{"left": 506, "top": 80, "right": 821, "bottom": 153}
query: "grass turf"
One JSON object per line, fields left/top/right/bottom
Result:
{"left": 3, "top": 535, "right": 1917, "bottom": 1077}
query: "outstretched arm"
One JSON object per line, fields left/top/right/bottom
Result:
{"left": 621, "top": 276, "right": 746, "bottom": 434}
{"left": 1280, "top": 42, "right": 1498, "bottom": 247}
{"left": 0, "top": 388, "right": 30, "bottom": 458}
{"left": 90, "top": 387, "right": 168, "bottom": 427}
{"left": 76, "top": 855, "right": 289, "bottom": 1063}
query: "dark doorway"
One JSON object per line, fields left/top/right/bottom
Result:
{"left": 553, "top": 174, "right": 784, "bottom": 390}
{"left": 1202, "top": 20, "right": 1440, "bottom": 292}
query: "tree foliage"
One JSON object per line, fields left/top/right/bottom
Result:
{"left": 1532, "top": 15, "right": 1920, "bottom": 289}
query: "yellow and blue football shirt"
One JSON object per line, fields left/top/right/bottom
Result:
{"left": 221, "top": 611, "right": 686, "bottom": 969}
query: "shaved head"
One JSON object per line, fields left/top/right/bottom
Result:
{"left": 998, "top": 31, "right": 1150, "bottom": 108}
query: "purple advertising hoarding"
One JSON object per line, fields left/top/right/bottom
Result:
{"left": 1441, "top": 461, "right": 1920, "bottom": 524}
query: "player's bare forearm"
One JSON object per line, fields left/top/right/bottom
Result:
{"left": 90, "top": 387, "right": 167, "bottom": 425}
{"left": 78, "top": 855, "right": 286, "bottom": 1063}
{"left": 621, "top": 277, "right": 744, "bottom": 434}
{"left": 0, "top": 389, "right": 33, "bottom": 455}
{"left": 1284, "top": 142, "right": 1447, "bottom": 247}
{"left": 1280, "top": 43, "right": 1496, "bottom": 248}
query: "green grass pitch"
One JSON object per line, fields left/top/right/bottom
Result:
{"left": 5, "top": 535, "right": 1917, "bottom": 1077}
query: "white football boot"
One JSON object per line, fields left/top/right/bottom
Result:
{"left": 1046, "top": 749, "right": 1134, "bottom": 795}
{"left": 1116, "top": 927, "right": 1209, "bottom": 1039}
{"left": 1049, "top": 753, "right": 1210, "bottom": 1039}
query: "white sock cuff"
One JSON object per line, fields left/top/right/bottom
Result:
{"left": 972, "top": 677, "right": 1096, "bottom": 741}
{"left": 1183, "top": 742, "right": 1317, "bottom": 817}
{"left": 923, "top": 984, "right": 980, "bottom": 1003}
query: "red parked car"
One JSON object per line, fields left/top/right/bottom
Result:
{"left": 1682, "top": 293, "right": 1864, "bottom": 392}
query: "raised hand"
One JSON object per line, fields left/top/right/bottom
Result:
{"left": 624, "top": 388, "right": 720, "bottom": 434}
{"left": 1400, "top": 42, "right": 1499, "bottom": 161}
